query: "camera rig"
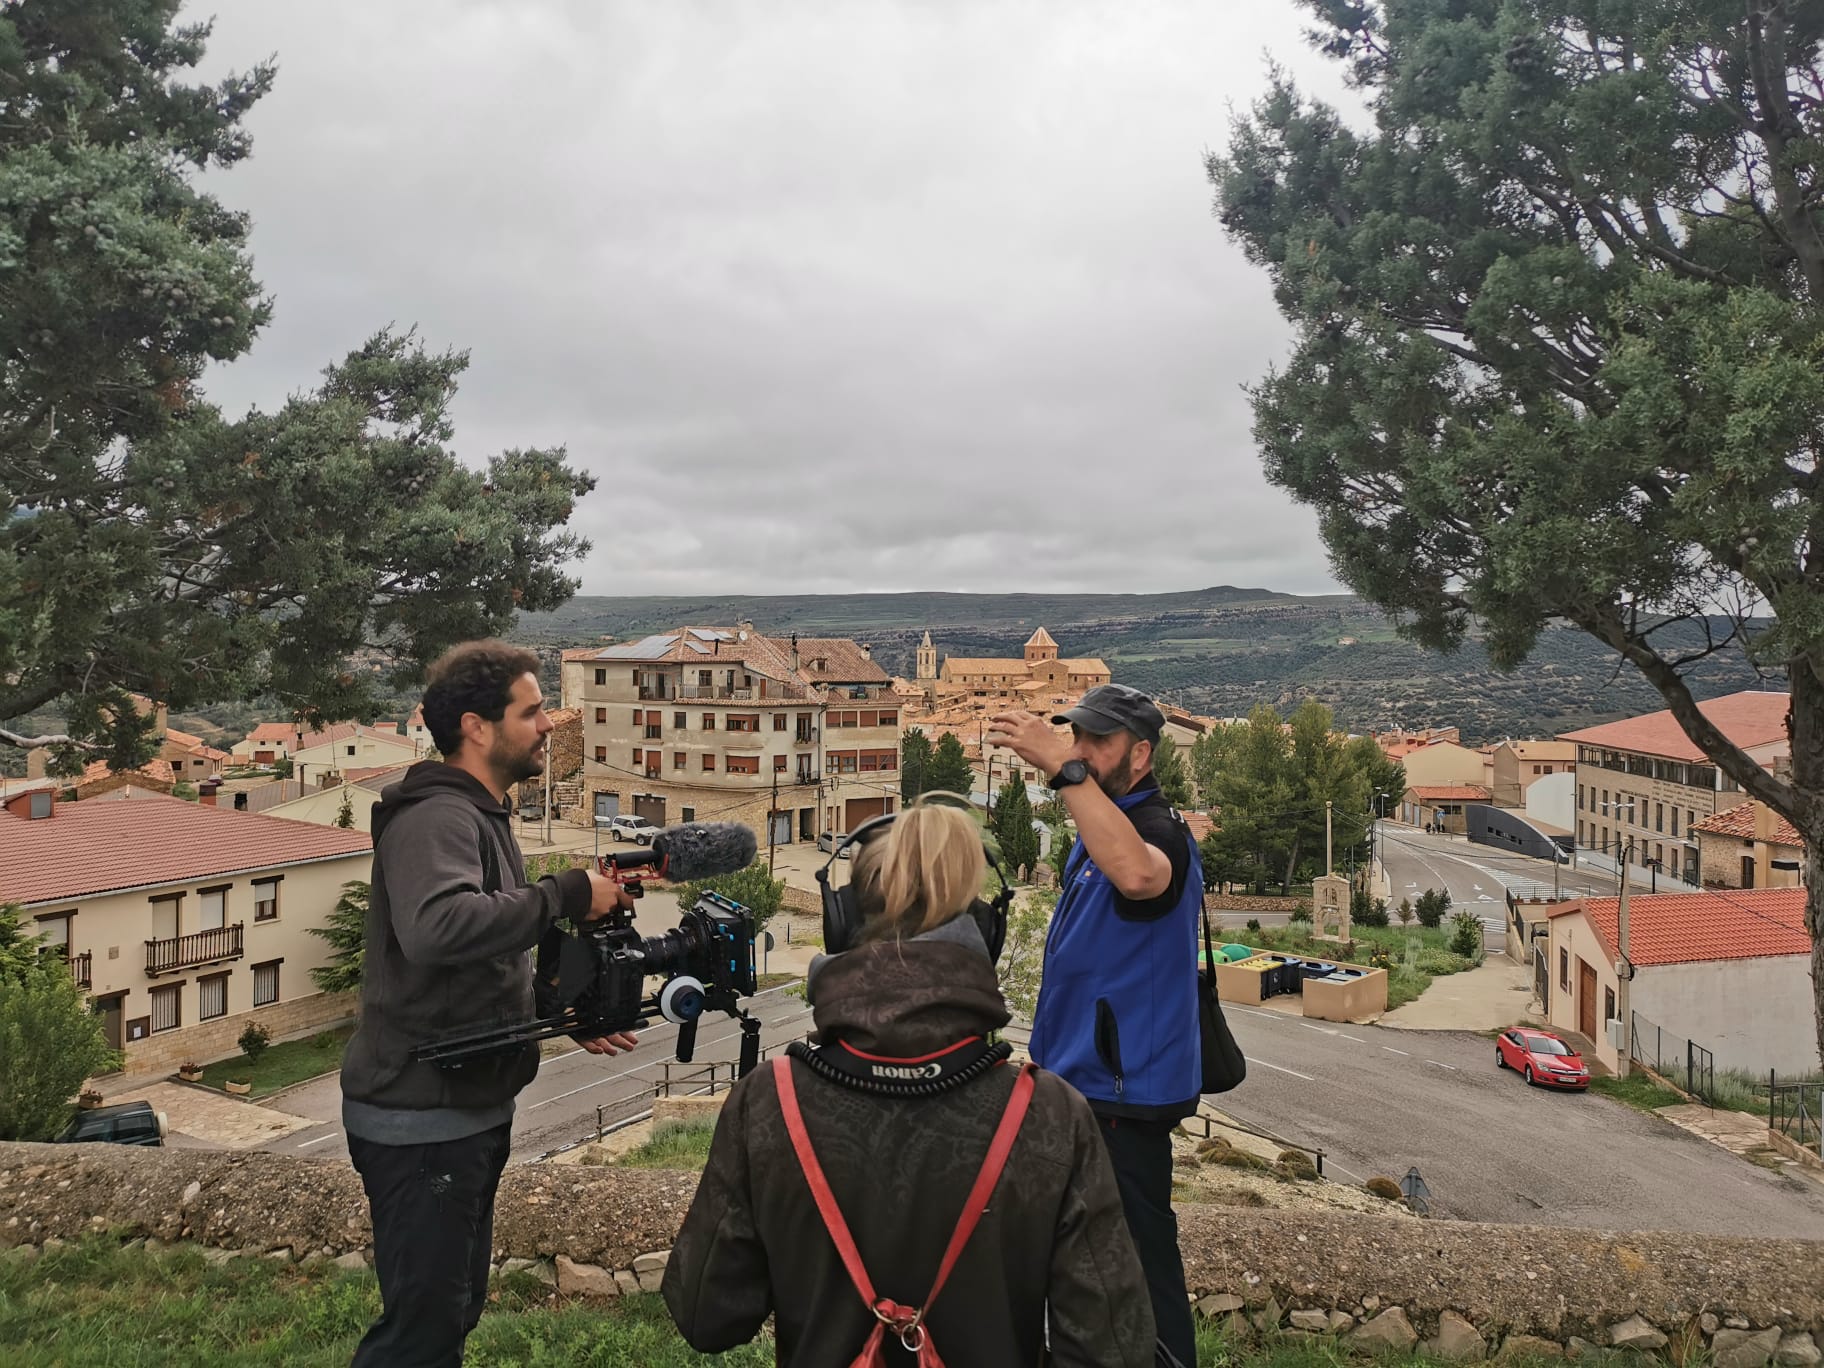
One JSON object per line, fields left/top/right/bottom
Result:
{"left": 412, "top": 885, "right": 762, "bottom": 1077}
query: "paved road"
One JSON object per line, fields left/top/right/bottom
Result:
{"left": 1217, "top": 999, "right": 1824, "bottom": 1238}
{"left": 1377, "top": 823, "right": 1627, "bottom": 953}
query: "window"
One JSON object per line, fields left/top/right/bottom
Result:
{"left": 594, "top": 708, "right": 606, "bottom": 724}
{"left": 1543, "top": 765, "right": 1553, "bottom": 775}
{"left": 1578, "top": 785, "right": 1585, "bottom": 810}
{"left": 773, "top": 714, "right": 787, "bottom": 731}
{"left": 674, "top": 712, "right": 687, "bottom": 730}
{"left": 199, "top": 886, "right": 228, "bottom": 930}
{"left": 775, "top": 755, "right": 788, "bottom": 771}
{"left": 1655, "top": 802, "right": 1664, "bottom": 832}
{"left": 632, "top": 709, "right": 642, "bottom": 725}
{"left": 702, "top": 714, "right": 716, "bottom": 730}
{"left": 1604, "top": 986, "right": 1616, "bottom": 1023}
{"left": 253, "top": 961, "right": 280, "bottom": 1007}
{"left": 150, "top": 984, "right": 180, "bottom": 1033}
{"left": 151, "top": 893, "right": 182, "bottom": 941}
{"left": 681, "top": 807, "right": 696, "bottom": 823}
{"left": 1671, "top": 807, "right": 1680, "bottom": 837}
{"left": 346, "top": 744, "right": 357, "bottom": 756}
{"left": 702, "top": 755, "right": 716, "bottom": 771}
{"left": 727, "top": 756, "right": 759, "bottom": 775}
{"left": 1559, "top": 948, "right": 1569, "bottom": 990}
{"left": 595, "top": 745, "right": 607, "bottom": 763}
{"left": 698, "top": 670, "right": 713, "bottom": 687}
{"left": 254, "top": 879, "right": 280, "bottom": 922}
{"left": 632, "top": 749, "right": 644, "bottom": 766}
{"left": 594, "top": 669, "right": 607, "bottom": 686}
{"left": 199, "top": 974, "right": 228, "bottom": 1021}
{"left": 879, "top": 710, "right": 897, "bottom": 727}
{"left": 673, "top": 752, "right": 686, "bottom": 770}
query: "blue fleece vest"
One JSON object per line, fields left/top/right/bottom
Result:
{"left": 1028, "top": 788, "right": 1203, "bottom": 1110}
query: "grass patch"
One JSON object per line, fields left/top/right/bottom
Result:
{"left": 196, "top": 1026, "right": 352, "bottom": 1099}
{"left": 0, "top": 1237, "right": 771, "bottom": 1367}
{"left": 0, "top": 1237, "right": 1455, "bottom": 1367}
{"left": 612, "top": 1121, "right": 716, "bottom": 1170}
{"left": 754, "top": 972, "right": 800, "bottom": 992}
{"left": 1590, "top": 1073, "right": 1685, "bottom": 1112}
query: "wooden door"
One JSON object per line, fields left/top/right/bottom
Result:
{"left": 1577, "top": 960, "right": 1598, "bottom": 1040}
{"left": 1742, "top": 855, "right": 1756, "bottom": 888}
{"left": 94, "top": 995, "right": 124, "bottom": 1053}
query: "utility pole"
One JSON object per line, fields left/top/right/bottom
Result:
{"left": 1325, "top": 799, "right": 1334, "bottom": 877}
{"left": 1616, "top": 831, "right": 1633, "bottom": 1079}
{"left": 768, "top": 771, "right": 778, "bottom": 875}
{"left": 542, "top": 739, "right": 553, "bottom": 848}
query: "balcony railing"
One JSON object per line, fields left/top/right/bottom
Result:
{"left": 69, "top": 951, "right": 91, "bottom": 989}
{"left": 680, "top": 686, "right": 754, "bottom": 700}
{"left": 146, "top": 923, "right": 244, "bottom": 977}
{"left": 636, "top": 686, "right": 672, "bottom": 701}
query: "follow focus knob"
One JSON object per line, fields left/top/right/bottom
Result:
{"left": 659, "top": 976, "right": 707, "bottom": 1026}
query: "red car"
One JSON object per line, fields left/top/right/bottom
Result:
{"left": 1496, "top": 1028, "right": 1590, "bottom": 1090}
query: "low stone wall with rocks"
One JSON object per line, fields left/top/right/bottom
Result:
{"left": 3, "top": 1142, "right": 1821, "bottom": 1362}
{"left": 1206, "top": 893, "right": 1308, "bottom": 914}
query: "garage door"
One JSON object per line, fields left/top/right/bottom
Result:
{"left": 844, "top": 797, "right": 891, "bottom": 830}
{"left": 769, "top": 811, "right": 792, "bottom": 846}
{"left": 594, "top": 792, "right": 620, "bottom": 820}
{"left": 634, "top": 794, "right": 667, "bottom": 826}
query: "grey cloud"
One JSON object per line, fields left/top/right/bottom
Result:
{"left": 197, "top": 0, "right": 1354, "bottom": 596}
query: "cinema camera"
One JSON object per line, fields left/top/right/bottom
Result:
{"left": 413, "top": 822, "right": 764, "bottom": 1076}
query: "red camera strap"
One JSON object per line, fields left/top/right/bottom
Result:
{"left": 771, "top": 1054, "right": 1036, "bottom": 1367}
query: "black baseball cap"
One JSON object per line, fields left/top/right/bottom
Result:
{"left": 1053, "top": 684, "right": 1165, "bottom": 747}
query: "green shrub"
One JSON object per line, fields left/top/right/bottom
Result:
{"left": 1414, "top": 949, "right": 1473, "bottom": 976}
{"left": 1415, "top": 889, "right": 1449, "bottom": 928}
{"left": 1448, "top": 911, "right": 1483, "bottom": 958}
{"left": 1355, "top": 897, "right": 1390, "bottom": 928}
{"left": 237, "top": 1023, "right": 271, "bottom": 1063}
{"left": 1289, "top": 901, "right": 1313, "bottom": 925}
{"left": 1365, "top": 1176, "right": 1404, "bottom": 1201}
{"left": 1245, "top": 918, "right": 1261, "bottom": 932}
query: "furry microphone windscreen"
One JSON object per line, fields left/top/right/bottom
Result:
{"left": 652, "top": 822, "right": 758, "bottom": 882}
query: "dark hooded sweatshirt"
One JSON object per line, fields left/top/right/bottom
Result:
{"left": 662, "top": 935, "right": 1157, "bottom": 1367}
{"left": 339, "top": 761, "right": 592, "bottom": 1144}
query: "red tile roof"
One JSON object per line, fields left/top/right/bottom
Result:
{"left": 342, "top": 762, "right": 415, "bottom": 787}
{"left": 0, "top": 793, "right": 372, "bottom": 906}
{"left": 246, "top": 722, "right": 297, "bottom": 743}
{"left": 1559, "top": 691, "right": 1790, "bottom": 762}
{"left": 1406, "top": 784, "right": 1491, "bottom": 801}
{"left": 1692, "top": 802, "right": 1803, "bottom": 847}
{"left": 81, "top": 757, "right": 176, "bottom": 787}
{"left": 1547, "top": 888, "right": 1809, "bottom": 965}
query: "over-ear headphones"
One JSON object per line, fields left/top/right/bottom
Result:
{"left": 815, "top": 799, "right": 1015, "bottom": 963}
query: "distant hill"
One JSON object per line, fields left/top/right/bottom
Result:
{"left": 516, "top": 588, "right": 1776, "bottom": 745}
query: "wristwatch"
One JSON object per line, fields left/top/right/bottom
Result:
{"left": 1048, "top": 758, "right": 1090, "bottom": 791}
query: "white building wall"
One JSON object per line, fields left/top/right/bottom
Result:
{"left": 1634, "top": 958, "right": 1821, "bottom": 1076}
{"left": 1524, "top": 771, "right": 1575, "bottom": 833}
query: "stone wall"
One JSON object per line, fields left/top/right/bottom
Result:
{"left": 3, "top": 1142, "right": 1820, "bottom": 1361}
{"left": 1207, "top": 893, "right": 1307, "bottom": 914}
{"left": 117, "top": 992, "right": 356, "bottom": 1077}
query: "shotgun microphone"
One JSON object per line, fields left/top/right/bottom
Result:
{"left": 602, "top": 821, "right": 758, "bottom": 885}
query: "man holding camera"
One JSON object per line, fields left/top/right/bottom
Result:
{"left": 340, "top": 641, "right": 637, "bottom": 1368}
{"left": 988, "top": 684, "right": 1202, "bottom": 1368}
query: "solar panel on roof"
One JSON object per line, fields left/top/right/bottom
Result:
{"left": 687, "top": 628, "right": 732, "bottom": 642}
{"left": 686, "top": 641, "right": 710, "bottom": 653}
{"left": 601, "top": 634, "right": 680, "bottom": 658}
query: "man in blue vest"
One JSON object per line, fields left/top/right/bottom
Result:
{"left": 989, "top": 684, "right": 1202, "bottom": 1368}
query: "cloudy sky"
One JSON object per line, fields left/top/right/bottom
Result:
{"left": 197, "top": 1, "right": 1354, "bottom": 597}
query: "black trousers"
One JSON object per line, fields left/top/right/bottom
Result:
{"left": 1097, "top": 1113, "right": 1196, "bottom": 1368}
{"left": 348, "top": 1123, "right": 512, "bottom": 1368}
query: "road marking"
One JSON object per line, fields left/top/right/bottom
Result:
{"left": 1326, "top": 1160, "right": 1365, "bottom": 1182}
{"left": 1425, "top": 1060, "right": 1459, "bottom": 1072}
{"left": 1340, "top": 1033, "right": 1367, "bottom": 1043}
{"left": 297, "top": 1131, "right": 341, "bottom": 1149}
{"left": 1381, "top": 1046, "right": 1410, "bottom": 1056}
{"left": 1301, "top": 1023, "right": 1338, "bottom": 1036}
{"left": 1246, "top": 1056, "right": 1316, "bottom": 1081}
{"left": 1224, "top": 1004, "right": 1281, "bottom": 1021}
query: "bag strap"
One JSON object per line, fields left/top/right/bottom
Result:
{"left": 771, "top": 1055, "right": 1038, "bottom": 1363}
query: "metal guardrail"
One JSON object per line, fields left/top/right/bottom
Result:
{"left": 1769, "top": 1075, "right": 1824, "bottom": 1159}
{"left": 1178, "top": 1111, "right": 1326, "bottom": 1178}
{"left": 1631, "top": 1010, "right": 1716, "bottom": 1105}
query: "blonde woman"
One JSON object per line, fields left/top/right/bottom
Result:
{"left": 664, "top": 796, "right": 1157, "bottom": 1366}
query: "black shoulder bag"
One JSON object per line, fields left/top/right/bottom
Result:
{"left": 1197, "top": 884, "right": 1247, "bottom": 1095}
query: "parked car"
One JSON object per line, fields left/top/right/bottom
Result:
{"left": 605, "top": 814, "right": 657, "bottom": 844}
{"left": 816, "top": 831, "right": 854, "bottom": 859}
{"left": 55, "top": 1100, "right": 167, "bottom": 1147}
{"left": 1496, "top": 1028, "right": 1590, "bottom": 1090}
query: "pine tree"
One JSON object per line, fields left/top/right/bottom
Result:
{"left": 308, "top": 882, "right": 369, "bottom": 994}
{"left": 926, "top": 732, "right": 975, "bottom": 798}
{"left": 0, "top": 906, "right": 119, "bottom": 1141}
{"left": 1152, "top": 736, "right": 1194, "bottom": 807}
{"left": 900, "top": 728, "right": 933, "bottom": 803}
{"left": 992, "top": 778, "right": 1040, "bottom": 882}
